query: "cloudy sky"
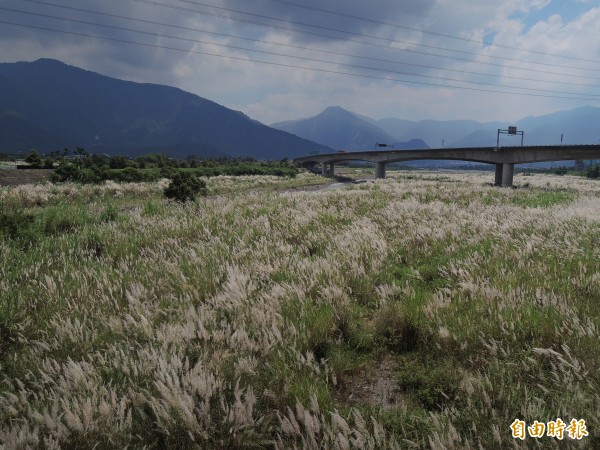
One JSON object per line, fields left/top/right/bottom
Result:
{"left": 1, "top": 0, "right": 599, "bottom": 124}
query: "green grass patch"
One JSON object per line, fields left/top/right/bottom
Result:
{"left": 510, "top": 189, "right": 577, "bottom": 208}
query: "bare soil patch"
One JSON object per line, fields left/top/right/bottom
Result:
{"left": 0, "top": 168, "right": 53, "bottom": 186}
{"left": 334, "top": 355, "right": 408, "bottom": 410}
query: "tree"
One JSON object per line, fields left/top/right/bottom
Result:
{"left": 50, "top": 163, "right": 81, "bottom": 182}
{"left": 554, "top": 166, "right": 568, "bottom": 176}
{"left": 164, "top": 171, "right": 207, "bottom": 202}
{"left": 24, "top": 149, "right": 42, "bottom": 167}
{"left": 74, "top": 147, "right": 88, "bottom": 157}
{"left": 43, "top": 157, "right": 55, "bottom": 169}
{"left": 109, "top": 156, "right": 130, "bottom": 169}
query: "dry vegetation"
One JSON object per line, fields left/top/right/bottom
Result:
{"left": 1, "top": 171, "right": 599, "bottom": 449}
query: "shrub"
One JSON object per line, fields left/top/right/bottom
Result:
{"left": 587, "top": 165, "right": 600, "bottom": 179}
{"left": 109, "top": 156, "right": 131, "bottom": 169}
{"left": 112, "top": 167, "right": 146, "bottom": 183}
{"left": 163, "top": 171, "right": 207, "bottom": 202}
{"left": 397, "top": 358, "right": 461, "bottom": 411}
{"left": 553, "top": 166, "right": 568, "bottom": 176}
{"left": 374, "top": 303, "right": 423, "bottom": 352}
{"left": 0, "top": 203, "right": 36, "bottom": 242}
{"left": 159, "top": 166, "right": 177, "bottom": 179}
{"left": 38, "top": 206, "right": 89, "bottom": 235}
{"left": 86, "top": 165, "right": 111, "bottom": 183}
{"left": 99, "top": 203, "right": 119, "bottom": 222}
{"left": 51, "top": 163, "right": 82, "bottom": 182}
{"left": 24, "top": 149, "right": 42, "bottom": 168}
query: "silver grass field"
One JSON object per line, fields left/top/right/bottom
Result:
{"left": 1, "top": 171, "right": 599, "bottom": 449}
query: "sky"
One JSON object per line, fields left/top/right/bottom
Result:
{"left": 1, "top": 0, "right": 600, "bottom": 125}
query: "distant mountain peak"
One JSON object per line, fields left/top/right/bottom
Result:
{"left": 317, "top": 106, "right": 359, "bottom": 119}
{"left": 321, "top": 105, "right": 350, "bottom": 113}
{"left": 272, "top": 105, "right": 412, "bottom": 150}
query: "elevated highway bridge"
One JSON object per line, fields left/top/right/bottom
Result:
{"left": 293, "top": 145, "right": 600, "bottom": 187}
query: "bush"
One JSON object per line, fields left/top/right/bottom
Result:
{"left": 0, "top": 203, "right": 36, "bottom": 243}
{"left": 51, "top": 163, "right": 82, "bottom": 182}
{"left": 24, "top": 149, "right": 42, "bottom": 168}
{"left": 397, "top": 358, "right": 461, "bottom": 411}
{"left": 163, "top": 171, "right": 207, "bottom": 202}
{"left": 112, "top": 167, "right": 146, "bottom": 183}
{"left": 553, "top": 166, "right": 568, "bottom": 176}
{"left": 43, "top": 157, "right": 55, "bottom": 169}
{"left": 109, "top": 156, "right": 131, "bottom": 169}
{"left": 587, "top": 165, "right": 600, "bottom": 179}
{"left": 86, "top": 165, "right": 111, "bottom": 183}
{"left": 159, "top": 166, "right": 177, "bottom": 179}
{"left": 374, "top": 303, "right": 423, "bottom": 352}
{"left": 38, "top": 206, "right": 89, "bottom": 235}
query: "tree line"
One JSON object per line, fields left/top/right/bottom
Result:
{"left": 16, "top": 148, "right": 297, "bottom": 183}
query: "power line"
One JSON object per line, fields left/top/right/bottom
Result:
{"left": 11, "top": 0, "right": 600, "bottom": 87}
{"left": 4, "top": 6, "right": 600, "bottom": 98}
{"left": 132, "top": 0, "right": 600, "bottom": 74}
{"left": 1, "top": 19, "right": 596, "bottom": 102}
{"left": 261, "top": 0, "right": 600, "bottom": 65}
{"left": 124, "top": 0, "right": 600, "bottom": 80}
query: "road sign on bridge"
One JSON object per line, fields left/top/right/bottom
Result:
{"left": 497, "top": 127, "right": 524, "bottom": 147}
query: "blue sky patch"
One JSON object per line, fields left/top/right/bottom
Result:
{"left": 510, "top": 0, "right": 592, "bottom": 34}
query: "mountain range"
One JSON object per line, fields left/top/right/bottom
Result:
{"left": 0, "top": 59, "right": 331, "bottom": 158}
{"left": 271, "top": 106, "right": 428, "bottom": 151}
{"left": 272, "top": 105, "right": 600, "bottom": 150}
{"left": 1, "top": 59, "right": 598, "bottom": 161}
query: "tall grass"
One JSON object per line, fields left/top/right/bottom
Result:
{"left": 0, "top": 171, "right": 598, "bottom": 449}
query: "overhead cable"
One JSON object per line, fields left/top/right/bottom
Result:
{"left": 3, "top": 6, "right": 600, "bottom": 98}
{"left": 262, "top": 0, "right": 600, "bottom": 65}
{"left": 10, "top": 0, "right": 600, "bottom": 86}
{"left": 130, "top": 0, "right": 600, "bottom": 73}
{"left": 1, "top": 19, "right": 596, "bottom": 102}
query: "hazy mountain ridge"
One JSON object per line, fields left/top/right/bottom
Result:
{"left": 272, "top": 106, "right": 431, "bottom": 151}
{"left": 1, "top": 59, "right": 597, "bottom": 160}
{"left": 272, "top": 105, "right": 600, "bottom": 150}
{"left": 0, "top": 59, "right": 332, "bottom": 158}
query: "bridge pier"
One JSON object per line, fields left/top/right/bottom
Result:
{"left": 375, "top": 162, "right": 386, "bottom": 179}
{"left": 322, "top": 162, "right": 335, "bottom": 177}
{"left": 501, "top": 163, "right": 514, "bottom": 187}
{"left": 495, "top": 164, "right": 503, "bottom": 186}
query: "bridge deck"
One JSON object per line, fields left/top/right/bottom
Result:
{"left": 294, "top": 145, "right": 600, "bottom": 166}
{"left": 294, "top": 144, "right": 600, "bottom": 187}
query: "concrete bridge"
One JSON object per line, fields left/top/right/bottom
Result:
{"left": 293, "top": 145, "right": 600, "bottom": 187}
